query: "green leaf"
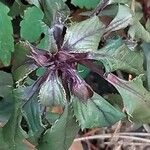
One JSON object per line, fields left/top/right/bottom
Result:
{"left": 71, "top": 0, "right": 101, "bottom": 9}
{"left": 63, "top": 16, "right": 105, "bottom": 52}
{"left": 20, "top": 6, "right": 46, "bottom": 42}
{"left": 0, "top": 71, "right": 13, "bottom": 86}
{"left": 107, "top": 73, "right": 150, "bottom": 123}
{"left": 128, "top": 21, "right": 150, "bottom": 42}
{"left": 37, "top": 105, "right": 80, "bottom": 150}
{"left": 141, "top": 42, "right": 150, "bottom": 90}
{"left": 77, "top": 64, "right": 90, "bottom": 79}
{"left": 12, "top": 42, "right": 38, "bottom": 83}
{"left": 2, "top": 90, "right": 29, "bottom": 150}
{"left": 105, "top": 4, "right": 133, "bottom": 33}
{"left": 39, "top": 74, "right": 66, "bottom": 107}
{"left": 0, "top": 71, "right": 14, "bottom": 125}
{"left": 72, "top": 93, "right": 124, "bottom": 129}
{"left": 12, "top": 42, "right": 30, "bottom": 71}
{"left": 9, "top": 1, "right": 27, "bottom": 18}
{"left": 40, "top": 0, "right": 70, "bottom": 26}
{"left": 20, "top": 6, "right": 57, "bottom": 51}
{"left": 0, "top": 2, "right": 14, "bottom": 66}
{"left": 23, "top": 94, "right": 44, "bottom": 145}
{"left": 88, "top": 38, "right": 144, "bottom": 75}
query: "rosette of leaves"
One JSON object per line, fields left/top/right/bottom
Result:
{"left": 0, "top": 0, "right": 150, "bottom": 150}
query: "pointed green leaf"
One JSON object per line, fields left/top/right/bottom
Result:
{"left": 39, "top": 74, "right": 66, "bottom": 107}
{"left": 63, "top": 16, "right": 105, "bottom": 52}
{"left": 107, "top": 73, "right": 150, "bottom": 123}
{"left": 71, "top": 0, "right": 101, "bottom": 9}
{"left": 37, "top": 105, "right": 80, "bottom": 150}
{"left": 23, "top": 94, "right": 44, "bottom": 145}
{"left": 88, "top": 38, "right": 144, "bottom": 75}
{"left": 72, "top": 93, "right": 124, "bottom": 129}
{"left": 12, "top": 42, "right": 38, "bottom": 82}
{"left": 0, "top": 2, "right": 14, "bottom": 66}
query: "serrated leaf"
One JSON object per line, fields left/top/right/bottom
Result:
{"left": 72, "top": 93, "right": 124, "bottom": 129}
{"left": 71, "top": 0, "right": 101, "bottom": 9}
{"left": 105, "top": 4, "right": 133, "bottom": 33}
{"left": 128, "top": 21, "right": 150, "bottom": 43}
{"left": 88, "top": 38, "right": 144, "bottom": 75}
{"left": 40, "top": 0, "right": 70, "bottom": 26}
{"left": 13, "top": 63, "right": 38, "bottom": 83}
{"left": 107, "top": 73, "right": 150, "bottom": 123}
{"left": 0, "top": 2, "right": 14, "bottom": 66}
{"left": 63, "top": 16, "right": 105, "bottom": 52}
{"left": 37, "top": 105, "right": 80, "bottom": 150}
{"left": 20, "top": 6, "right": 46, "bottom": 42}
{"left": 39, "top": 73, "right": 66, "bottom": 107}
{"left": 20, "top": 6, "right": 58, "bottom": 51}
{"left": 22, "top": 94, "right": 44, "bottom": 145}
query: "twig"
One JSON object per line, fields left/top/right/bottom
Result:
{"left": 75, "top": 134, "right": 150, "bottom": 143}
{"left": 104, "top": 141, "right": 150, "bottom": 146}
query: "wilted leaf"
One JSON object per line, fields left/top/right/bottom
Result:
{"left": 107, "top": 73, "right": 150, "bottom": 123}
{"left": 105, "top": 4, "right": 133, "bottom": 33}
{"left": 88, "top": 38, "right": 144, "bottom": 75}
{"left": 71, "top": 0, "right": 101, "bottom": 9}
{"left": 72, "top": 93, "right": 124, "bottom": 129}
{"left": 37, "top": 105, "right": 80, "bottom": 150}
{"left": 0, "top": 2, "right": 14, "bottom": 66}
{"left": 63, "top": 16, "right": 105, "bottom": 52}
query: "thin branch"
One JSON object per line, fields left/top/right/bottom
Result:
{"left": 74, "top": 134, "right": 150, "bottom": 143}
